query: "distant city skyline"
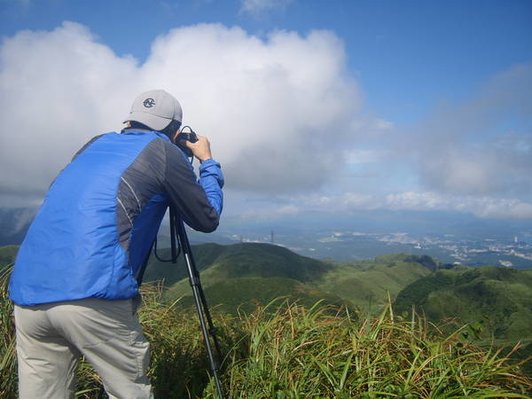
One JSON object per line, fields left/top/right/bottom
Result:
{"left": 1, "top": 0, "right": 531, "bottom": 223}
{"left": 210, "top": 213, "right": 532, "bottom": 268}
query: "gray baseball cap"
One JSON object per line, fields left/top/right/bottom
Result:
{"left": 125, "top": 89, "right": 183, "bottom": 131}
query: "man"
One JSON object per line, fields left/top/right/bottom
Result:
{"left": 8, "top": 89, "right": 224, "bottom": 398}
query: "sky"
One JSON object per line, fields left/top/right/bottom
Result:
{"left": 0, "top": 0, "right": 531, "bottom": 226}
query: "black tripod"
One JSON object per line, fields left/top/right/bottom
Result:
{"left": 168, "top": 206, "right": 225, "bottom": 399}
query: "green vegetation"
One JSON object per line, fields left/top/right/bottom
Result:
{"left": 152, "top": 247, "right": 438, "bottom": 316}
{"left": 0, "top": 265, "right": 16, "bottom": 398}
{"left": 1, "top": 268, "right": 531, "bottom": 398}
{"left": 148, "top": 242, "right": 345, "bottom": 313}
{"left": 1, "top": 243, "right": 532, "bottom": 397}
{"left": 0, "top": 245, "right": 17, "bottom": 269}
{"left": 143, "top": 243, "right": 228, "bottom": 286}
{"left": 220, "top": 301, "right": 531, "bottom": 398}
{"left": 144, "top": 242, "right": 332, "bottom": 287}
{"left": 318, "top": 253, "right": 434, "bottom": 313}
{"left": 170, "top": 276, "right": 347, "bottom": 314}
{"left": 394, "top": 266, "right": 532, "bottom": 341}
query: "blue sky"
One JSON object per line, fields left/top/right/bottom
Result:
{"left": 1, "top": 0, "right": 531, "bottom": 224}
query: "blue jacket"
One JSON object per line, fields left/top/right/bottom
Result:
{"left": 9, "top": 130, "right": 224, "bottom": 306}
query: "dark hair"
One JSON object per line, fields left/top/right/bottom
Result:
{"left": 161, "top": 119, "right": 182, "bottom": 141}
{"left": 127, "top": 121, "right": 152, "bottom": 130}
{"left": 127, "top": 120, "right": 181, "bottom": 141}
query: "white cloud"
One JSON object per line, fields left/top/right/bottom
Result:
{"left": 400, "top": 63, "right": 532, "bottom": 197}
{"left": 345, "top": 149, "right": 385, "bottom": 165}
{"left": 360, "top": 191, "right": 532, "bottom": 220}
{"left": 0, "top": 22, "right": 361, "bottom": 205}
{"left": 236, "top": 203, "right": 301, "bottom": 221}
{"left": 240, "top": 190, "right": 532, "bottom": 221}
{"left": 0, "top": 22, "right": 139, "bottom": 202}
{"left": 1, "top": 22, "right": 530, "bottom": 222}
{"left": 240, "top": 0, "right": 294, "bottom": 15}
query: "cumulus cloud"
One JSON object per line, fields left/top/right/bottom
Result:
{"left": 400, "top": 63, "right": 532, "bottom": 197}
{"left": 0, "top": 22, "right": 140, "bottom": 203}
{"left": 0, "top": 22, "right": 361, "bottom": 206}
{"left": 2, "top": 21, "right": 530, "bottom": 221}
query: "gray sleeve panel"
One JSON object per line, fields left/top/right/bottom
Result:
{"left": 116, "top": 136, "right": 220, "bottom": 252}
{"left": 116, "top": 139, "right": 167, "bottom": 249}
{"left": 162, "top": 140, "right": 220, "bottom": 233}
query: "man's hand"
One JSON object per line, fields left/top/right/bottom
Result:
{"left": 183, "top": 135, "right": 212, "bottom": 162}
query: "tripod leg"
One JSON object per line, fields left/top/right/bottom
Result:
{"left": 174, "top": 214, "right": 225, "bottom": 399}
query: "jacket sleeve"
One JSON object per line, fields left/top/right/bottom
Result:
{"left": 163, "top": 141, "right": 224, "bottom": 233}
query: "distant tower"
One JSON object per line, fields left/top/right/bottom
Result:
{"left": 271, "top": 230, "right": 274, "bottom": 244}
{"left": 514, "top": 236, "right": 518, "bottom": 244}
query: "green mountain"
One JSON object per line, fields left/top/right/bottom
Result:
{"left": 3, "top": 241, "right": 530, "bottom": 343}
{"left": 317, "top": 253, "right": 434, "bottom": 312}
{"left": 143, "top": 242, "right": 333, "bottom": 285}
{"left": 394, "top": 266, "right": 532, "bottom": 341}
{"left": 146, "top": 244, "right": 437, "bottom": 314}
{"left": 2, "top": 242, "right": 531, "bottom": 380}
{"left": 142, "top": 243, "right": 227, "bottom": 286}
{"left": 145, "top": 243, "right": 342, "bottom": 313}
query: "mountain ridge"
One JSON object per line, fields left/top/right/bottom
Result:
{"left": 2, "top": 243, "right": 531, "bottom": 342}
{"left": 394, "top": 266, "right": 532, "bottom": 341}
{"left": 143, "top": 244, "right": 442, "bottom": 314}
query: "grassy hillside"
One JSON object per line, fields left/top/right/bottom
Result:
{"left": 317, "top": 253, "right": 434, "bottom": 313}
{"left": 168, "top": 275, "right": 348, "bottom": 314}
{"left": 160, "top": 243, "right": 343, "bottom": 313}
{"left": 142, "top": 243, "right": 227, "bottom": 285}
{"left": 202, "top": 242, "right": 333, "bottom": 281}
{"left": 2, "top": 269, "right": 530, "bottom": 398}
{"left": 160, "top": 246, "right": 445, "bottom": 315}
{"left": 1, "top": 244, "right": 532, "bottom": 397}
{"left": 160, "top": 245, "right": 532, "bottom": 377}
{"left": 0, "top": 246, "right": 17, "bottom": 268}
{"left": 143, "top": 242, "right": 333, "bottom": 286}
{"left": 394, "top": 266, "right": 532, "bottom": 341}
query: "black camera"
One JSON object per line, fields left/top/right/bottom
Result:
{"left": 175, "top": 126, "right": 198, "bottom": 157}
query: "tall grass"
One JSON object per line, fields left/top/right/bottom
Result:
{"left": 0, "top": 265, "right": 17, "bottom": 398}
{"left": 1, "top": 267, "right": 531, "bottom": 398}
{"left": 214, "top": 300, "right": 531, "bottom": 398}
{"left": 138, "top": 283, "right": 240, "bottom": 398}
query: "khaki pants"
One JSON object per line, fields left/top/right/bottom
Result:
{"left": 14, "top": 298, "right": 153, "bottom": 399}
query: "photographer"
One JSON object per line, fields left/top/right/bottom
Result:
{"left": 8, "top": 89, "right": 224, "bottom": 399}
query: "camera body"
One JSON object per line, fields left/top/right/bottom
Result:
{"left": 175, "top": 126, "right": 198, "bottom": 157}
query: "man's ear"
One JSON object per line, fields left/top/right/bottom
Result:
{"left": 166, "top": 119, "right": 181, "bottom": 143}
{"left": 172, "top": 129, "right": 180, "bottom": 143}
